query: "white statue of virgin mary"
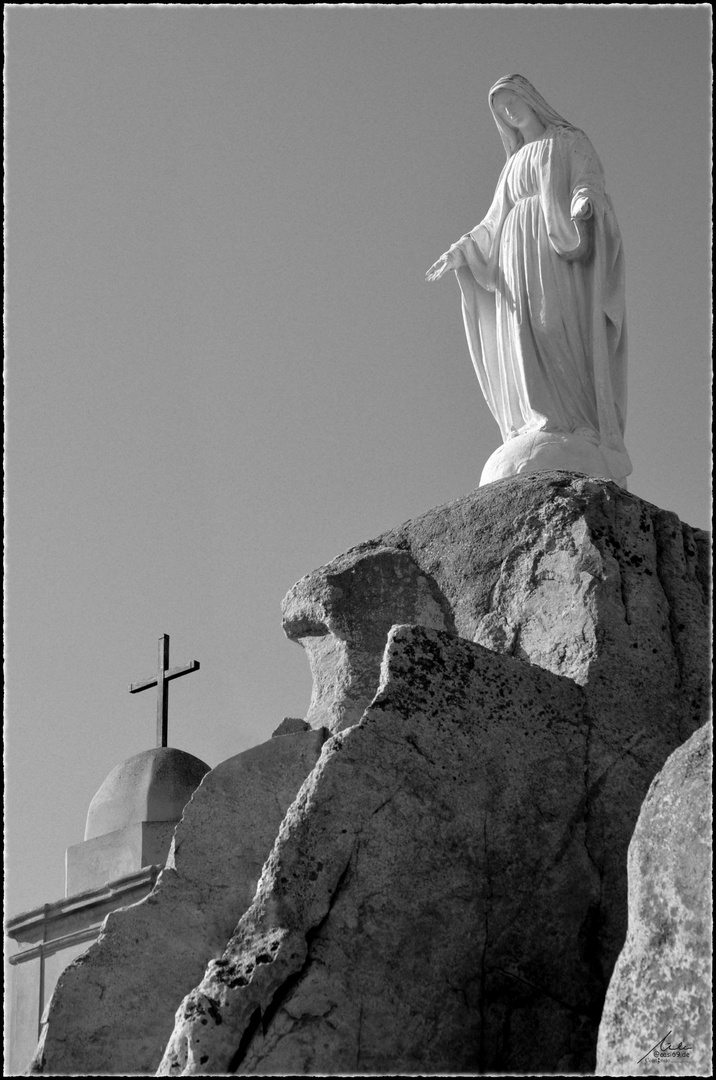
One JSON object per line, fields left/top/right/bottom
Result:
{"left": 427, "top": 75, "right": 632, "bottom": 487}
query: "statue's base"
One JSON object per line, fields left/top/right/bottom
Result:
{"left": 480, "top": 431, "right": 628, "bottom": 488}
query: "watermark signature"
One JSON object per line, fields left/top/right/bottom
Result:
{"left": 637, "top": 1030, "right": 693, "bottom": 1064}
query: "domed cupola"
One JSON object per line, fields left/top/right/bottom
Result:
{"left": 66, "top": 747, "right": 210, "bottom": 896}
{"left": 84, "top": 747, "right": 209, "bottom": 840}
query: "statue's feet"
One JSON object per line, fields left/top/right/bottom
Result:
{"left": 480, "top": 430, "right": 628, "bottom": 487}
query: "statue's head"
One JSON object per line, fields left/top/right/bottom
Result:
{"left": 492, "top": 88, "right": 545, "bottom": 141}
{"left": 489, "top": 75, "right": 572, "bottom": 157}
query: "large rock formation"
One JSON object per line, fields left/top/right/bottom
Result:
{"left": 157, "top": 626, "right": 599, "bottom": 1074}
{"left": 282, "top": 473, "right": 709, "bottom": 733}
{"left": 281, "top": 473, "right": 710, "bottom": 1027}
{"left": 156, "top": 620, "right": 709, "bottom": 1075}
{"left": 30, "top": 474, "right": 710, "bottom": 1075}
{"left": 597, "top": 722, "right": 712, "bottom": 1076}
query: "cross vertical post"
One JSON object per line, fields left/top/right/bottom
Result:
{"left": 157, "top": 634, "right": 170, "bottom": 748}
{"left": 129, "top": 635, "right": 200, "bottom": 748}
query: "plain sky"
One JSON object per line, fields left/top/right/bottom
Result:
{"left": 4, "top": 5, "right": 712, "bottom": 919}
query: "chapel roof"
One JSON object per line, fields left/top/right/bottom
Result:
{"left": 84, "top": 747, "right": 210, "bottom": 840}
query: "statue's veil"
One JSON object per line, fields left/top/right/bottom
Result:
{"left": 489, "top": 75, "right": 575, "bottom": 158}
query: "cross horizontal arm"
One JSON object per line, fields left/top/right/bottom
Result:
{"left": 129, "top": 661, "right": 200, "bottom": 694}
{"left": 165, "top": 660, "right": 200, "bottom": 683}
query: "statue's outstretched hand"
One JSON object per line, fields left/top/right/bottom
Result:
{"left": 571, "top": 195, "right": 592, "bottom": 220}
{"left": 426, "top": 247, "right": 462, "bottom": 282}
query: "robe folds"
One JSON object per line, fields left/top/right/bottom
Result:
{"left": 454, "top": 124, "right": 632, "bottom": 482}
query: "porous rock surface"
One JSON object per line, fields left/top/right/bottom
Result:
{"left": 29, "top": 729, "right": 327, "bottom": 1076}
{"left": 597, "top": 722, "right": 712, "bottom": 1076}
{"left": 157, "top": 622, "right": 701, "bottom": 1075}
{"left": 282, "top": 474, "right": 709, "bottom": 733}
{"left": 280, "top": 473, "right": 710, "bottom": 1027}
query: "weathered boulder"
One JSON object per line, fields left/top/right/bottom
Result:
{"left": 281, "top": 474, "right": 710, "bottom": 1001}
{"left": 29, "top": 729, "right": 327, "bottom": 1076}
{"left": 156, "top": 623, "right": 702, "bottom": 1076}
{"left": 282, "top": 547, "right": 453, "bottom": 732}
{"left": 597, "top": 722, "right": 712, "bottom": 1076}
{"left": 282, "top": 474, "right": 709, "bottom": 733}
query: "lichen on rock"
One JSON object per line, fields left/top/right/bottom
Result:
{"left": 596, "top": 722, "right": 712, "bottom": 1076}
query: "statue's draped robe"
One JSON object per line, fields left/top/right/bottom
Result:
{"left": 454, "top": 125, "right": 631, "bottom": 481}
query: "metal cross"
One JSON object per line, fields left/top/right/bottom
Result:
{"left": 129, "top": 635, "right": 200, "bottom": 748}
